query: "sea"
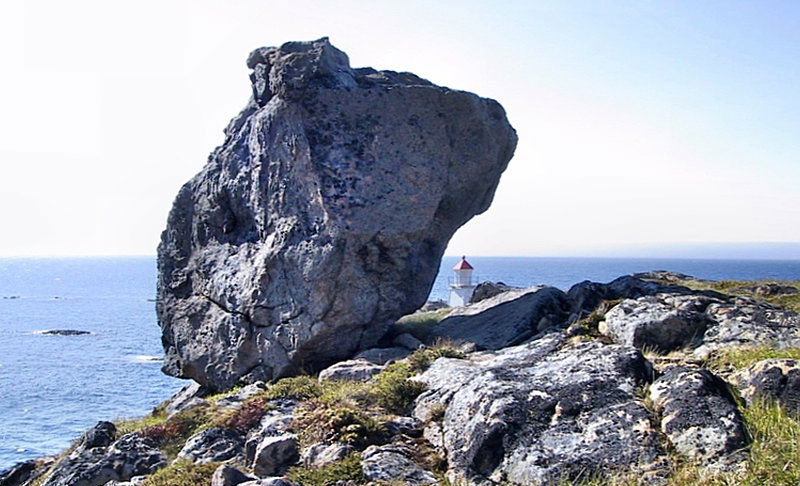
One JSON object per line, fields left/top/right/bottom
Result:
{"left": 1, "top": 255, "right": 799, "bottom": 470}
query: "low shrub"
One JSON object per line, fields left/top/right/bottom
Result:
{"left": 264, "top": 376, "right": 325, "bottom": 400}
{"left": 140, "top": 460, "right": 219, "bottom": 486}
{"left": 392, "top": 308, "right": 452, "bottom": 342}
{"left": 370, "top": 362, "right": 427, "bottom": 413}
{"left": 293, "top": 400, "right": 385, "bottom": 448}
{"left": 286, "top": 452, "right": 366, "bottom": 485}
{"left": 215, "top": 395, "right": 272, "bottom": 433}
{"left": 137, "top": 406, "right": 215, "bottom": 459}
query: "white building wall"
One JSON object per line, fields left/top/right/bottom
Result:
{"left": 449, "top": 287, "right": 475, "bottom": 307}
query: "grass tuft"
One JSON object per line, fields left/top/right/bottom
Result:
{"left": 707, "top": 346, "right": 800, "bottom": 372}
{"left": 392, "top": 308, "right": 452, "bottom": 342}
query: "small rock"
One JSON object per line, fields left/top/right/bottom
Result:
{"left": 361, "top": 444, "right": 436, "bottom": 484}
{"left": 318, "top": 359, "right": 385, "bottom": 382}
{"left": 393, "top": 333, "right": 424, "bottom": 351}
{"left": 252, "top": 434, "right": 299, "bottom": 477}
{"left": 733, "top": 283, "right": 799, "bottom": 297}
{"left": 649, "top": 367, "right": 749, "bottom": 464}
{"left": 239, "top": 479, "right": 297, "bottom": 486}
{"left": 732, "top": 358, "right": 800, "bottom": 415}
{"left": 177, "top": 427, "right": 244, "bottom": 464}
{"left": 37, "top": 329, "right": 91, "bottom": 336}
{"left": 419, "top": 301, "right": 449, "bottom": 312}
{"left": 300, "top": 442, "right": 354, "bottom": 468}
{"left": 164, "top": 382, "right": 209, "bottom": 417}
{"left": 382, "top": 416, "right": 423, "bottom": 438}
{"left": 354, "top": 347, "right": 411, "bottom": 365}
{"left": 211, "top": 464, "right": 257, "bottom": 486}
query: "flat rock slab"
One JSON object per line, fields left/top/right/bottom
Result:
{"left": 429, "top": 287, "right": 571, "bottom": 350}
{"left": 156, "top": 37, "right": 517, "bottom": 390}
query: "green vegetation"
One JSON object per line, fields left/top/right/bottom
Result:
{"left": 707, "top": 345, "right": 800, "bottom": 373}
{"left": 568, "top": 299, "right": 621, "bottom": 343}
{"left": 286, "top": 452, "right": 366, "bottom": 485}
{"left": 391, "top": 308, "right": 452, "bottom": 341}
{"left": 293, "top": 400, "right": 386, "bottom": 448}
{"left": 136, "top": 406, "right": 216, "bottom": 459}
{"left": 115, "top": 411, "right": 168, "bottom": 437}
{"left": 139, "top": 460, "right": 219, "bottom": 486}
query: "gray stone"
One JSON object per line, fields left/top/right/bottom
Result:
{"left": 300, "top": 442, "right": 354, "bottom": 468}
{"left": 567, "top": 275, "right": 677, "bottom": 316}
{"left": 393, "top": 332, "right": 424, "bottom": 351}
{"left": 469, "top": 281, "right": 520, "bottom": 304}
{"left": 41, "top": 429, "right": 165, "bottom": 486}
{"left": 156, "top": 37, "right": 517, "bottom": 391}
{"left": 164, "top": 382, "right": 208, "bottom": 417}
{"left": 382, "top": 416, "right": 423, "bottom": 438}
{"left": 413, "top": 334, "right": 664, "bottom": 484}
{"left": 245, "top": 400, "right": 298, "bottom": 463}
{"left": 733, "top": 283, "right": 799, "bottom": 297}
{"left": 216, "top": 382, "right": 268, "bottom": 410}
{"left": 211, "top": 464, "right": 257, "bottom": 486}
{"left": 429, "top": 287, "right": 571, "bottom": 350}
{"left": 318, "top": 358, "right": 384, "bottom": 382}
{"left": 354, "top": 347, "right": 411, "bottom": 365}
{"left": 177, "top": 427, "right": 244, "bottom": 464}
{"left": 252, "top": 434, "right": 299, "bottom": 477}
{"left": 600, "top": 294, "right": 715, "bottom": 353}
{"left": 0, "top": 460, "right": 38, "bottom": 486}
{"left": 361, "top": 444, "right": 436, "bottom": 484}
{"left": 732, "top": 358, "right": 800, "bottom": 415}
{"left": 419, "top": 300, "right": 449, "bottom": 312}
{"left": 649, "top": 367, "right": 749, "bottom": 464}
{"left": 239, "top": 479, "right": 297, "bottom": 486}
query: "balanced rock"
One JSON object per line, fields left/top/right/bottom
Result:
{"left": 157, "top": 37, "right": 517, "bottom": 390}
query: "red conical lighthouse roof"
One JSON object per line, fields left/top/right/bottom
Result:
{"left": 453, "top": 256, "right": 474, "bottom": 270}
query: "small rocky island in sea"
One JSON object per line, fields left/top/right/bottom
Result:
{"left": 4, "top": 38, "right": 800, "bottom": 486}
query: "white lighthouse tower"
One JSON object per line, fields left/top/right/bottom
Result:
{"left": 449, "top": 256, "right": 477, "bottom": 307}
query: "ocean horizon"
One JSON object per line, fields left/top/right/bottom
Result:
{"left": 1, "top": 255, "right": 799, "bottom": 470}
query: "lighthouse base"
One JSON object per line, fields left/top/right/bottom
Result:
{"left": 449, "top": 286, "right": 476, "bottom": 307}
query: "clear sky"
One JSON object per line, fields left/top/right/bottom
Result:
{"left": 1, "top": 1, "right": 798, "bottom": 257}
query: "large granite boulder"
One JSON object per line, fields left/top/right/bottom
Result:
{"left": 157, "top": 37, "right": 517, "bottom": 390}
{"left": 413, "top": 334, "right": 666, "bottom": 484}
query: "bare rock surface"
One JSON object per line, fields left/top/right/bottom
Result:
{"left": 413, "top": 334, "right": 665, "bottom": 484}
{"left": 156, "top": 37, "right": 517, "bottom": 390}
{"left": 211, "top": 464, "right": 257, "bottom": 486}
{"left": 353, "top": 346, "right": 411, "bottom": 365}
{"left": 251, "top": 434, "right": 299, "bottom": 477}
{"left": 177, "top": 427, "right": 244, "bottom": 464}
{"left": 732, "top": 358, "right": 800, "bottom": 415}
{"left": 649, "top": 367, "right": 749, "bottom": 465}
{"left": 300, "top": 442, "right": 354, "bottom": 468}
{"left": 318, "top": 358, "right": 384, "bottom": 382}
{"left": 429, "top": 287, "right": 571, "bottom": 350}
{"left": 600, "top": 294, "right": 715, "bottom": 352}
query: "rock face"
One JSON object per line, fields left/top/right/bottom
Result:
{"left": 157, "top": 37, "right": 517, "bottom": 390}
{"left": 413, "top": 334, "right": 665, "bottom": 484}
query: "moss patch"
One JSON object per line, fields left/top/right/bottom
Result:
{"left": 392, "top": 308, "right": 452, "bottom": 342}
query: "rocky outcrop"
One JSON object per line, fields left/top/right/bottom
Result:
{"left": 732, "top": 359, "right": 800, "bottom": 415}
{"left": 733, "top": 283, "right": 799, "bottom": 297}
{"left": 429, "top": 287, "right": 571, "bottom": 350}
{"left": 649, "top": 367, "right": 749, "bottom": 465}
{"left": 41, "top": 423, "right": 165, "bottom": 486}
{"left": 157, "top": 37, "right": 517, "bottom": 391}
{"left": 413, "top": 334, "right": 665, "bottom": 484}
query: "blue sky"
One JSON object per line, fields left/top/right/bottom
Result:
{"left": 0, "top": 1, "right": 797, "bottom": 257}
